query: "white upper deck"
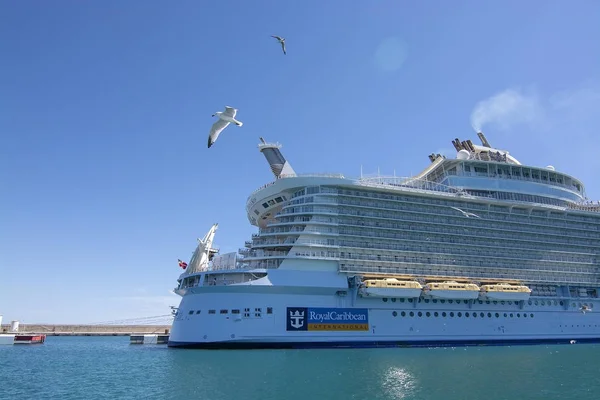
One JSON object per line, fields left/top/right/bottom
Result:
{"left": 245, "top": 134, "right": 599, "bottom": 228}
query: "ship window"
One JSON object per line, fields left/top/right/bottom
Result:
{"left": 487, "top": 313, "right": 492, "bottom": 318}
{"left": 465, "top": 312, "right": 470, "bottom": 317}
{"left": 209, "top": 310, "right": 216, "bottom": 314}
{"left": 528, "top": 300, "right": 532, "bottom": 305}
{"left": 255, "top": 308, "right": 262, "bottom": 312}
{"left": 220, "top": 310, "right": 228, "bottom": 314}
{"left": 383, "top": 298, "right": 388, "bottom": 302}
{"left": 523, "top": 313, "right": 527, "bottom": 318}
{"left": 434, "top": 312, "right": 439, "bottom": 317}
{"left": 262, "top": 203, "right": 269, "bottom": 208}
{"left": 440, "top": 300, "right": 445, "bottom": 304}
{"left": 417, "top": 312, "right": 422, "bottom": 317}
{"left": 473, "top": 313, "right": 477, "bottom": 318}
{"left": 391, "top": 298, "right": 397, "bottom": 303}
{"left": 188, "top": 310, "right": 194, "bottom": 315}
{"left": 409, "top": 312, "right": 414, "bottom": 317}
{"left": 530, "top": 314, "right": 534, "bottom": 318}
{"left": 504, "top": 313, "right": 508, "bottom": 317}
{"left": 254, "top": 210, "right": 260, "bottom": 215}
{"left": 458, "top": 312, "right": 462, "bottom": 317}
{"left": 392, "top": 311, "right": 397, "bottom": 317}
{"left": 275, "top": 197, "right": 283, "bottom": 203}
{"left": 400, "top": 298, "right": 405, "bottom": 303}
{"left": 196, "top": 310, "right": 201, "bottom": 314}
{"left": 426, "top": 312, "right": 431, "bottom": 317}
{"left": 517, "top": 313, "right": 521, "bottom": 318}
{"left": 448, "top": 300, "right": 453, "bottom": 304}
{"left": 401, "top": 311, "right": 406, "bottom": 317}
{"left": 232, "top": 309, "right": 240, "bottom": 314}
{"left": 267, "top": 307, "right": 273, "bottom": 314}
{"left": 442, "top": 312, "right": 447, "bottom": 317}
{"left": 449, "top": 312, "right": 454, "bottom": 317}
{"left": 510, "top": 313, "right": 514, "bottom": 318}
{"left": 432, "top": 299, "right": 438, "bottom": 303}
{"left": 495, "top": 313, "right": 499, "bottom": 318}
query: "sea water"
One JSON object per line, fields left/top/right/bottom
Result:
{"left": 0, "top": 336, "right": 598, "bottom": 399}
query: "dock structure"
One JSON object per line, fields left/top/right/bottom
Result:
{"left": 0, "top": 324, "right": 171, "bottom": 336}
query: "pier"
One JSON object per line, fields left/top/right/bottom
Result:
{"left": 0, "top": 324, "right": 171, "bottom": 336}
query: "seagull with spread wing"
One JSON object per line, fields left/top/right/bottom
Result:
{"left": 208, "top": 106, "right": 243, "bottom": 148}
{"left": 271, "top": 35, "right": 286, "bottom": 55}
{"left": 450, "top": 206, "right": 481, "bottom": 219}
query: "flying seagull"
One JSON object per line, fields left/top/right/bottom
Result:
{"left": 271, "top": 35, "right": 286, "bottom": 55}
{"left": 450, "top": 206, "right": 481, "bottom": 219}
{"left": 208, "top": 106, "right": 243, "bottom": 148}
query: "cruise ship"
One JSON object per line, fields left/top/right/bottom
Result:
{"left": 168, "top": 133, "right": 600, "bottom": 349}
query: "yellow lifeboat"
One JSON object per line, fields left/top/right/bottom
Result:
{"left": 424, "top": 281, "right": 480, "bottom": 300}
{"left": 480, "top": 283, "right": 531, "bottom": 301}
{"left": 360, "top": 278, "right": 423, "bottom": 299}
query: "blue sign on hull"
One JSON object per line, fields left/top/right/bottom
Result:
{"left": 286, "top": 307, "right": 369, "bottom": 331}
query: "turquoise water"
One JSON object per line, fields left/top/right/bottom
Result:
{"left": 0, "top": 336, "right": 598, "bottom": 399}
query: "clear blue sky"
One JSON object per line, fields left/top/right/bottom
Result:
{"left": 1, "top": 1, "right": 599, "bottom": 324}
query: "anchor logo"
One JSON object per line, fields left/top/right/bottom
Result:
{"left": 286, "top": 307, "right": 308, "bottom": 331}
{"left": 290, "top": 310, "right": 304, "bottom": 329}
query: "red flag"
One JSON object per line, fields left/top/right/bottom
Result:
{"left": 178, "top": 259, "right": 188, "bottom": 269}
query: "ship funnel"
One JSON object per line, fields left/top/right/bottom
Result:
{"left": 257, "top": 137, "right": 296, "bottom": 179}
{"left": 477, "top": 131, "right": 491, "bottom": 148}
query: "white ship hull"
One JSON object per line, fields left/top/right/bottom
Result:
{"left": 168, "top": 270, "right": 600, "bottom": 349}
{"left": 359, "top": 287, "right": 422, "bottom": 298}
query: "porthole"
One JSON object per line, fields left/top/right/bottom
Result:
{"left": 478, "top": 300, "right": 483, "bottom": 304}
{"left": 541, "top": 301, "right": 545, "bottom": 306}
{"left": 528, "top": 300, "right": 532, "bottom": 305}
{"left": 486, "top": 301, "right": 490, "bottom": 305}
{"left": 442, "top": 312, "right": 447, "bottom": 317}
{"left": 504, "top": 313, "right": 508, "bottom": 317}
{"left": 535, "top": 301, "right": 539, "bottom": 305}
{"left": 433, "top": 299, "right": 438, "bottom": 303}
{"left": 383, "top": 298, "right": 388, "bottom": 302}
{"left": 480, "top": 312, "right": 484, "bottom": 318}
{"left": 401, "top": 311, "right": 406, "bottom": 317}
{"left": 448, "top": 300, "right": 453, "bottom": 304}
{"left": 458, "top": 312, "right": 462, "bottom": 317}
{"left": 466, "top": 312, "right": 470, "bottom": 317}
{"left": 408, "top": 299, "right": 413, "bottom": 303}
{"left": 418, "top": 312, "right": 423, "bottom": 317}
{"left": 523, "top": 313, "right": 527, "bottom": 318}
{"left": 495, "top": 313, "right": 499, "bottom": 318}
{"left": 493, "top": 301, "right": 498, "bottom": 305}
{"left": 424, "top": 299, "right": 430, "bottom": 303}
{"left": 501, "top": 301, "right": 505, "bottom": 305}
{"left": 559, "top": 301, "right": 564, "bottom": 306}
{"left": 426, "top": 312, "right": 431, "bottom": 317}
{"left": 530, "top": 313, "right": 534, "bottom": 318}
{"left": 400, "top": 298, "right": 405, "bottom": 303}
{"left": 517, "top": 313, "right": 521, "bottom": 318}
{"left": 473, "top": 313, "right": 477, "bottom": 318}
{"left": 409, "top": 312, "right": 414, "bottom": 317}
{"left": 487, "top": 313, "right": 492, "bottom": 318}
{"left": 441, "top": 300, "right": 446, "bottom": 304}
{"left": 391, "top": 298, "right": 397, "bottom": 303}
{"left": 392, "top": 311, "right": 398, "bottom": 317}
{"left": 510, "top": 313, "right": 514, "bottom": 318}
{"left": 450, "top": 312, "right": 454, "bottom": 317}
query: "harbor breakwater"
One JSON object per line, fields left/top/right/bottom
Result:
{"left": 0, "top": 324, "right": 171, "bottom": 336}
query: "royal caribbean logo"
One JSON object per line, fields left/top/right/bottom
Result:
{"left": 286, "top": 307, "right": 369, "bottom": 332}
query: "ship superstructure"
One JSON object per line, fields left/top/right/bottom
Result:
{"left": 169, "top": 132, "right": 600, "bottom": 349}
